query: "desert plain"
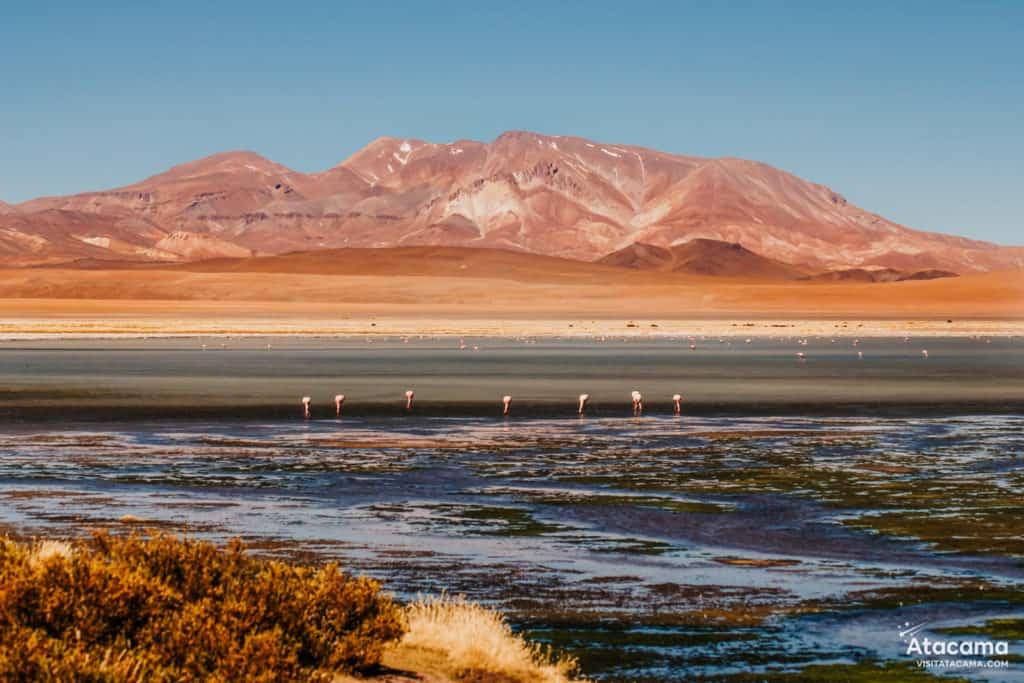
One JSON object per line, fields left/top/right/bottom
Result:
{"left": 0, "top": 247, "right": 1021, "bottom": 339}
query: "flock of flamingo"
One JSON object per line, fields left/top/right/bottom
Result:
{"left": 299, "top": 389, "right": 690, "bottom": 419}
{"left": 234, "top": 333, "right": 944, "bottom": 419}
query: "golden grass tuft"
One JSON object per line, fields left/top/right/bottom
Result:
{"left": 393, "top": 595, "right": 584, "bottom": 683}
{"left": 27, "top": 539, "right": 73, "bottom": 566}
{"left": 0, "top": 533, "right": 405, "bottom": 682}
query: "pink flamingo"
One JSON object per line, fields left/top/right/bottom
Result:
{"left": 796, "top": 352, "right": 806, "bottom": 360}
{"left": 334, "top": 394, "right": 345, "bottom": 415}
{"left": 578, "top": 393, "right": 590, "bottom": 415}
{"left": 857, "top": 351, "right": 863, "bottom": 359}
{"left": 502, "top": 395, "right": 512, "bottom": 416}
{"left": 405, "top": 389, "right": 415, "bottom": 411}
{"left": 673, "top": 393, "right": 683, "bottom": 415}
{"left": 631, "top": 390, "right": 643, "bottom": 415}
{"left": 921, "top": 349, "right": 929, "bottom": 358}
{"left": 302, "top": 396, "right": 311, "bottom": 419}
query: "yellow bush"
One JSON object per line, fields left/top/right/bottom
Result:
{"left": 0, "top": 533, "right": 404, "bottom": 682}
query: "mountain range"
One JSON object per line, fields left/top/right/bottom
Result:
{"left": 2, "top": 131, "right": 1021, "bottom": 274}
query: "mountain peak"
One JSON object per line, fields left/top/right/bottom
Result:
{"left": 136, "top": 150, "right": 294, "bottom": 186}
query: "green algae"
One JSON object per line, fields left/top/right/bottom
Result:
{"left": 844, "top": 507, "right": 1024, "bottom": 557}
{"left": 472, "top": 428, "right": 1024, "bottom": 560}
{"left": 935, "top": 617, "right": 1024, "bottom": 640}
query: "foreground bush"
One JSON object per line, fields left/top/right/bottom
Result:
{"left": 0, "top": 533, "right": 404, "bottom": 682}
{"left": 396, "top": 595, "right": 582, "bottom": 683}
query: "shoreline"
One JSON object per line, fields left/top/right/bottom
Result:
{"left": 1, "top": 314, "right": 1022, "bottom": 339}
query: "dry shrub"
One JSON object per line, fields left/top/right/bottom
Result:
{"left": 400, "top": 595, "right": 582, "bottom": 683}
{"left": 0, "top": 533, "right": 404, "bottom": 682}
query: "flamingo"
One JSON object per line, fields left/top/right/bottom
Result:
{"left": 921, "top": 349, "right": 929, "bottom": 358}
{"left": 673, "top": 393, "right": 683, "bottom": 415}
{"left": 578, "top": 393, "right": 590, "bottom": 415}
{"left": 631, "top": 390, "right": 643, "bottom": 415}
{"left": 502, "top": 395, "right": 512, "bottom": 416}
{"left": 302, "top": 396, "right": 311, "bottom": 419}
{"left": 796, "top": 352, "right": 806, "bottom": 360}
{"left": 405, "top": 389, "right": 415, "bottom": 411}
{"left": 334, "top": 394, "right": 345, "bottom": 415}
{"left": 857, "top": 351, "right": 863, "bottom": 359}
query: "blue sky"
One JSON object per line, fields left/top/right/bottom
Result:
{"left": 2, "top": 1, "right": 1021, "bottom": 244}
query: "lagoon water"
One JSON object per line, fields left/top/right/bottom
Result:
{"left": 2, "top": 336, "right": 1023, "bottom": 680}
{"left": 1, "top": 335, "right": 1023, "bottom": 417}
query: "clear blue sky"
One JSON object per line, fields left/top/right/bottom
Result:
{"left": 3, "top": 1, "right": 1021, "bottom": 244}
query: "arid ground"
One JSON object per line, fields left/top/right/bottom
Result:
{"left": 0, "top": 248, "right": 1021, "bottom": 338}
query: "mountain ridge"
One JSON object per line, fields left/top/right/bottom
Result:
{"left": 2, "top": 131, "right": 1022, "bottom": 272}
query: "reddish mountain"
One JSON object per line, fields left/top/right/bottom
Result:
{"left": 600, "top": 239, "right": 809, "bottom": 280}
{"left": 3, "top": 131, "right": 1022, "bottom": 272}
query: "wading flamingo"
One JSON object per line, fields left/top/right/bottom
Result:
{"left": 335, "top": 394, "right": 345, "bottom": 415}
{"left": 921, "top": 349, "right": 929, "bottom": 358}
{"left": 673, "top": 393, "right": 683, "bottom": 415}
{"left": 405, "top": 390, "right": 415, "bottom": 411}
{"left": 578, "top": 393, "right": 590, "bottom": 415}
{"left": 502, "top": 395, "right": 512, "bottom": 416}
{"left": 302, "top": 396, "right": 311, "bottom": 419}
{"left": 631, "top": 391, "right": 643, "bottom": 415}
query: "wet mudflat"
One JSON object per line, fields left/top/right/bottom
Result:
{"left": 1, "top": 337, "right": 1023, "bottom": 680}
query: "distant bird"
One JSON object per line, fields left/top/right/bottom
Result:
{"left": 857, "top": 351, "right": 864, "bottom": 359}
{"left": 405, "top": 390, "right": 415, "bottom": 411}
{"left": 302, "top": 396, "right": 311, "bottom": 419}
{"left": 796, "top": 352, "right": 806, "bottom": 360}
{"left": 334, "top": 394, "right": 345, "bottom": 415}
{"left": 921, "top": 349, "right": 929, "bottom": 358}
{"left": 673, "top": 393, "right": 683, "bottom": 415}
{"left": 578, "top": 393, "right": 590, "bottom": 415}
{"left": 502, "top": 395, "right": 512, "bottom": 416}
{"left": 690, "top": 343, "right": 697, "bottom": 350}
{"left": 631, "top": 390, "right": 643, "bottom": 415}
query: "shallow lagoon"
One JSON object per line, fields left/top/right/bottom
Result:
{"left": 1, "top": 337, "right": 1023, "bottom": 680}
{"left": 1, "top": 335, "right": 1022, "bottom": 417}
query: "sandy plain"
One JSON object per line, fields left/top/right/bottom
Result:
{"left": 0, "top": 248, "right": 1021, "bottom": 338}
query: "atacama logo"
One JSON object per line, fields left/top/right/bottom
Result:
{"left": 899, "top": 621, "right": 1010, "bottom": 671}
